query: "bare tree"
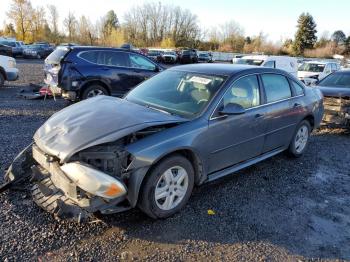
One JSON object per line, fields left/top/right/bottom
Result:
{"left": 6, "top": 0, "right": 33, "bottom": 41}
{"left": 123, "top": 3, "right": 200, "bottom": 47}
{"left": 47, "top": 4, "right": 59, "bottom": 41}
{"left": 63, "top": 12, "right": 77, "bottom": 41}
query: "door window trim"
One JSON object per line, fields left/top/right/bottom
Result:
{"left": 209, "top": 72, "right": 304, "bottom": 121}
{"left": 77, "top": 50, "right": 158, "bottom": 70}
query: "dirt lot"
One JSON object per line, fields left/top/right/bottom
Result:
{"left": 0, "top": 60, "right": 349, "bottom": 261}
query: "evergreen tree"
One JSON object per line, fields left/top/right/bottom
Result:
{"left": 293, "top": 13, "right": 317, "bottom": 55}
{"left": 331, "top": 30, "right": 346, "bottom": 45}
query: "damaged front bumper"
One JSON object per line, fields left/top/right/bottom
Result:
{"left": 30, "top": 144, "right": 129, "bottom": 219}
{"left": 2, "top": 144, "right": 132, "bottom": 220}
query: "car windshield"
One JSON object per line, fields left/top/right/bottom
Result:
{"left": 233, "top": 58, "right": 264, "bottom": 66}
{"left": 182, "top": 50, "right": 190, "bottom": 55}
{"left": 299, "top": 63, "right": 325, "bottom": 72}
{"left": 45, "top": 47, "right": 69, "bottom": 64}
{"left": 318, "top": 72, "right": 350, "bottom": 87}
{"left": 164, "top": 52, "right": 175, "bottom": 55}
{"left": 126, "top": 70, "right": 226, "bottom": 118}
{"left": 199, "top": 53, "right": 209, "bottom": 57}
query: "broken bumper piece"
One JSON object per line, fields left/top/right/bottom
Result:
{"left": 30, "top": 144, "right": 128, "bottom": 220}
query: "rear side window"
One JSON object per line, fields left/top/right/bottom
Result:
{"left": 79, "top": 51, "right": 99, "bottom": 64}
{"left": 223, "top": 75, "right": 260, "bottom": 109}
{"left": 129, "top": 53, "right": 156, "bottom": 70}
{"left": 290, "top": 80, "right": 304, "bottom": 96}
{"left": 79, "top": 51, "right": 128, "bottom": 67}
{"left": 261, "top": 74, "right": 292, "bottom": 103}
{"left": 263, "top": 61, "right": 275, "bottom": 68}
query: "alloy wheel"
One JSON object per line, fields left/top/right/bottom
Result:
{"left": 294, "top": 125, "right": 309, "bottom": 153}
{"left": 154, "top": 166, "right": 189, "bottom": 211}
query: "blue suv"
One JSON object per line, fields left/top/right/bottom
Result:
{"left": 44, "top": 46, "right": 163, "bottom": 101}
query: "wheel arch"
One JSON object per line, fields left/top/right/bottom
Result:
{"left": 79, "top": 79, "right": 111, "bottom": 97}
{"left": 0, "top": 66, "right": 7, "bottom": 80}
{"left": 128, "top": 147, "right": 205, "bottom": 207}
{"left": 303, "top": 114, "right": 315, "bottom": 130}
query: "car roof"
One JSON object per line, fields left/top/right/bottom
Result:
{"left": 69, "top": 46, "right": 142, "bottom": 54}
{"left": 304, "top": 61, "right": 328, "bottom": 65}
{"left": 168, "top": 63, "right": 287, "bottom": 76}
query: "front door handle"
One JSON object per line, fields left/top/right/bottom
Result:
{"left": 294, "top": 103, "right": 302, "bottom": 108}
{"left": 255, "top": 113, "right": 264, "bottom": 118}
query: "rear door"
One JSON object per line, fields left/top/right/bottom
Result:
{"left": 260, "top": 73, "right": 297, "bottom": 152}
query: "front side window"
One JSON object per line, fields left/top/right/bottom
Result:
{"left": 223, "top": 75, "right": 260, "bottom": 109}
{"left": 126, "top": 70, "right": 226, "bottom": 118}
{"left": 261, "top": 74, "right": 291, "bottom": 103}
{"left": 129, "top": 53, "right": 156, "bottom": 70}
{"left": 263, "top": 61, "right": 275, "bottom": 68}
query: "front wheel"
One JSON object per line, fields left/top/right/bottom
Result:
{"left": 288, "top": 120, "right": 311, "bottom": 157}
{"left": 0, "top": 73, "right": 4, "bottom": 87}
{"left": 138, "top": 155, "right": 194, "bottom": 219}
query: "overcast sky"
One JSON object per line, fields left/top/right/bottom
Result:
{"left": 1, "top": 0, "right": 349, "bottom": 42}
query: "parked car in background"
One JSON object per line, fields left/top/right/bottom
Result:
{"left": 316, "top": 70, "right": 350, "bottom": 127}
{"left": 161, "top": 51, "right": 178, "bottom": 64}
{"left": 233, "top": 55, "right": 298, "bottom": 77}
{"left": 0, "top": 55, "right": 18, "bottom": 86}
{"left": 44, "top": 46, "right": 163, "bottom": 101}
{"left": 298, "top": 61, "right": 340, "bottom": 86}
{"left": 198, "top": 52, "right": 213, "bottom": 63}
{"left": 23, "top": 44, "right": 52, "bottom": 59}
{"left": 7, "top": 64, "right": 324, "bottom": 220}
{"left": 0, "top": 44, "right": 12, "bottom": 57}
{"left": 232, "top": 54, "right": 244, "bottom": 64}
{"left": 0, "top": 40, "right": 23, "bottom": 57}
{"left": 179, "top": 49, "right": 198, "bottom": 64}
{"left": 147, "top": 50, "right": 163, "bottom": 62}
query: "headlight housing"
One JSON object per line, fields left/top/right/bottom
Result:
{"left": 61, "top": 162, "right": 127, "bottom": 199}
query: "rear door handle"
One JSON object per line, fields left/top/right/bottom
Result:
{"left": 255, "top": 113, "right": 264, "bottom": 118}
{"left": 294, "top": 103, "right": 302, "bottom": 108}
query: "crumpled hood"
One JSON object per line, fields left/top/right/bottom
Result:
{"left": 34, "top": 96, "right": 185, "bottom": 162}
{"left": 315, "top": 86, "right": 350, "bottom": 98}
{"left": 298, "top": 71, "right": 320, "bottom": 78}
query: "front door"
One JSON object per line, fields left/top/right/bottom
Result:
{"left": 206, "top": 74, "right": 268, "bottom": 174}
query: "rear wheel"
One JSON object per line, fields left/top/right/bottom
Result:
{"left": 288, "top": 120, "right": 311, "bottom": 157}
{"left": 81, "top": 84, "right": 108, "bottom": 100}
{"left": 138, "top": 155, "right": 194, "bottom": 219}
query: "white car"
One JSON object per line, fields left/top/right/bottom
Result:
{"left": 232, "top": 55, "right": 298, "bottom": 77}
{"left": 298, "top": 61, "right": 340, "bottom": 86}
{"left": 0, "top": 55, "right": 18, "bottom": 86}
{"left": 161, "top": 51, "right": 177, "bottom": 64}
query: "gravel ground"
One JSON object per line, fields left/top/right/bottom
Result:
{"left": 0, "top": 60, "right": 349, "bottom": 261}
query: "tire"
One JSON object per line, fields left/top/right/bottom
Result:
{"left": 81, "top": 84, "right": 108, "bottom": 100}
{"left": 288, "top": 120, "right": 311, "bottom": 157}
{"left": 138, "top": 155, "right": 194, "bottom": 219}
{"left": 0, "top": 72, "right": 4, "bottom": 87}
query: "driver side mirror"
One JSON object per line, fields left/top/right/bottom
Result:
{"left": 218, "top": 103, "right": 246, "bottom": 116}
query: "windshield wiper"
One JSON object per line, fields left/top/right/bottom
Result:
{"left": 145, "top": 104, "right": 172, "bottom": 115}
